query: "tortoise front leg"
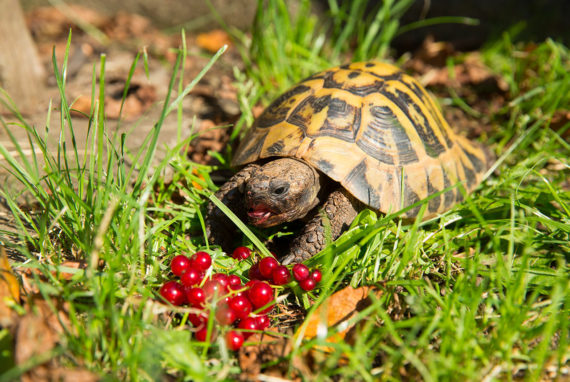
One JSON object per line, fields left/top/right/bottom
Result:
{"left": 205, "top": 164, "right": 260, "bottom": 252}
{"left": 281, "top": 188, "right": 361, "bottom": 264}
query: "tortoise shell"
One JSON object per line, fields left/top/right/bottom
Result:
{"left": 232, "top": 61, "right": 492, "bottom": 218}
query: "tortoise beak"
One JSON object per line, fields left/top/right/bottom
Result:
{"left": 247, "top": 203, "right": 274, "bottom": 226}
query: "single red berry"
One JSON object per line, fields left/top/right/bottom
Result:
{"left": 310, "top": 269, "right": 322, "bottom": 283}
{"left": 226, "top": 330, "right": 244, "bottom": 351}
{"left": 247, "top": 281, "right": 274, "bottom": 309}
{"left": 299, "top": 276, "right": 317, "bottom": 291}
{"left": 215, "top": 304, "right": 237, "bottom": 325}
{"left": 188, "top": 311, "right": 208, "bottom": 327}
{"left": 238, "top": 317, "right": 259, "bottom": 339}
{"left": 191, "top": 251, "right": 212, "bottom": 271}
{"left": 271, "top": 265, "right": 291, "bottom": 285}
{"left": 203, "top": 279, "right": 227, "bottom": 301}
{"left": 254, "top": 314, "right": 270, "bottom": 330}
{"left": 259, "top": 257, "right": 279, "bottom": 278}
{"left": 170, "top": 255, "right": 191, "bottom": 276}
{"left": 185, "top": 287, "right": 206, "bottom": 308}
{"left": 232, "top": 246, "right": 251, "bottom": 260}
{"left": 211, "top": 273, "right": 229, "bottom": 287}
{"left": 248, "top": 262, "right": 264, "bottom": 280}
{"left": 195, "top": 326, "right": 215, "bottom": 342}
{"left": 180, "top": 268, "right": 204, "bottom": 286}
{"left": 228, "top": 295, "right": 252, "bottom": 319}
{"left": 292, "top": 264, "right": 310, "bottom": 281}
{"left": 227, "top": 275, "right": 242, "bottom": 287}
{"left": 159, "top": 281, "right": 186, "bottom": 306}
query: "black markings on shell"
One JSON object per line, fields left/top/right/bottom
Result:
{"left": 315, "top": 159, "right": 335, "bottom": 174}
{"left": 287, "top": 95, "right": 332, "bottom": 131}
{"left": 346, "top": 80, "right": 385, "bottom": 97}
{"left": 403, "top": 79, "right": 454, "bottom": 148}
{"left": 345, "top": 160, "right": 380, "bottom": 207}
{"left": 425, "top": 170, "right": 442, "bottom": 214}
{"left": 459, "top": 142, "right": 485, "bottom": 173}
{"left": 403, "top": 174, "right": 421, "bottom": 217}
{"left": 461, "top": 160, "right": 477, "bottom": 189}
{"left": 320, "top": 98, "right": 360, "bottom": 141}
{"left": 442, "top": 168, "right": 455, "bottom": 208}
{"left": 383, "top": 88, "right": 446, "bottom": 158}
{"left": 233, "top": 133, "right": 266, "bottom": 164}
{"left": 358, "top": 105, "right": 419, "bottom": 165}
{"left": 266, "top": 140, "right": 285, "bottom": 155}
{"left": 257, "top": 84, "right": 311, "bottom": 128}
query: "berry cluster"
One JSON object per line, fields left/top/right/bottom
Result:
{"left": 159, "top": 248, "right": 322, "bottom": 351}
{"left": 234, "top": 247, "right": 322, "bottom": 291}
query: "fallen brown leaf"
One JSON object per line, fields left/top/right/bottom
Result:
{"left": 0, "top": 246, "right": 20, "bottom": 327}
{"left": 238, "top": 326, "right": 298, "bottom": 381}
{"left": 70, "top": 82, "right": 157, "bottom": 120}
{"left": 296, "top": 286, "right": 380, "bottom": 343}
{"left": 13, "top": 296, "right": 98, "bottom": 382}
{"left": 196, "top": 29, "right": 232, "bottom": 53}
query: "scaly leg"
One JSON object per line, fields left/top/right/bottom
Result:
{"left": 281, "top": 188, "right": 361, "bottom": 264}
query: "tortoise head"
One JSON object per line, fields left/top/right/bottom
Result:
{"left": 244, "top": 158, "right": 321, "bottom": 227}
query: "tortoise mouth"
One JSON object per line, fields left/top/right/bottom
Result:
{"left": 247, "top": 204, "right": 275, "bottom": 226}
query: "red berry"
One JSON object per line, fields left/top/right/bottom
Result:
{"left": 215, "top": 304, "right": 237, "bottom": 325}
{"left": 159, "top": 281, "right": 186, "bottom": 306}
{"left": 248, "top": 262, "right": 265, "bottom": 280}
{"left": 310, "top": 269, "right": 322, "bottom": 283}
{"left": 232, "top": 246, "right": 251, "bottom": 260}
{"left": 228, "top": 295, "right": 252, "bottom": 319}
{"left": 226, "top": 330, "right": 244, "bottom": 351}
{"left": 191, "top": 251, "right": 212, "bottom": 271}
{"left": 227, "top": 275, "right": 242, "bottom": 287}
{"left": 170, "top": 255, "right": 191, "bottom": 276}
{"left": 247, "top": 281, "right": 274, "bottom": 309}
{"left": 195, "top": 326, "right": 215, "bottom": 342}
{"left": 238, "top": 317, "right": 258, "bottom": 339}
{"left": 259, "top": 257, "right": 279, "bottom": 278}
{"left": 189, "top": 311, "right": 208, "bottom": 327}
{"left": 180, "top": 268, "right": 204, "bottom": 286}
{"left": 211, "top": 273, "right": 229, "bottom": 287}
{"left": 271, "top": 265, "right": 291, "bottom": 285}
{"left": 185, "top": 287, "right": 206, "bottom": 308}
{"left": 203, "top": 279, "right": 228, "bottom": 301}
{"left": 299, "top": 276, "right": 317, "bottom": 291}
{"left": 292, "top": 264, "right": 310, "bottom": 281}
{"left": 255, "top": 315, "right": 270, "bottom": 330}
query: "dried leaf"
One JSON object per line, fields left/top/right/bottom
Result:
{"left": 0, "top": 246, "right": 20, "bottom": 327}
{"left": 13, "top": 297, "right": 97, "bottom": 382}
{"left": 297, "top": 286, "right": 380, "bottom": 343}
{"left": 196, "top": 29, "right": 231, "bottom": 53}
{"left": 238, "top": 327, "right": 295, "bottom": 381}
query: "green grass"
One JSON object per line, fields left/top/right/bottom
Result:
{"left": 1, "top": 4, "right": 569, "bottom": 382}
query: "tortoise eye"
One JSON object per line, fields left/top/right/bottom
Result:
{"left": 273, "top": 185, "right": 288, "bottom": 195}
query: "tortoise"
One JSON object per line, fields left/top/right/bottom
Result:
{"left": 206, "top": 61, "right": 493, "bottom": 264}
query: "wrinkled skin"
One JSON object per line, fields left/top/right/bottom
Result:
{"left": 205, "top": 158, "right": 361, "bottom": 263}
